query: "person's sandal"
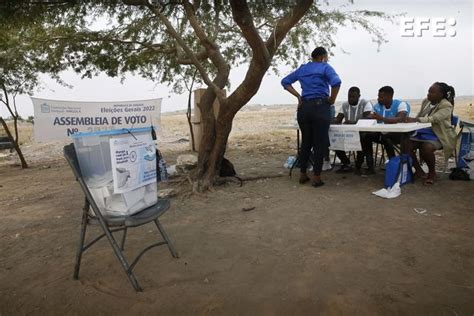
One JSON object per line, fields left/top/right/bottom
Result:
{"left": 423, "top": 178, "right": 434, "bottom": 186}
{"left": 311, "top": 180, "right": 325, "bottom": 187}
{"left": 364, "top": 168, "right": 376, "bottom": 175}
{"left": 335, "top": 164, "right": 353, "bottom": 173}
{"left": 299, "top": 174, "right": 310, "bottom": 184}
{"left": 414, "top": 171, "right": 428, "bottom": 179}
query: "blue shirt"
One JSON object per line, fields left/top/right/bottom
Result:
{"left": 373, "top": 99, "right": 410, "bottom": 119}
{"left": 281, "top": 62, "right": 342, "bottom": 99}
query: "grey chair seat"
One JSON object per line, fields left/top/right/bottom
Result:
{"left": 104, "top": 199, "right": 170, "bottom": 227}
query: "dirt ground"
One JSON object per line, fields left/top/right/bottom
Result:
{"left": 1, "top": 99, "right": 474, "bottom": 315}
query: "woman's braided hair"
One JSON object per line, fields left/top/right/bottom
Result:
{"left": 434, "top": 82, "right": 455, "bottom": 105}
{"left": 434, "top": 82, "right": 456, "bottom": 125}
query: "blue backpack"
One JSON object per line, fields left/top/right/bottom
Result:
{"left": 384, "top": 154, "right": 413, "bottom": 188}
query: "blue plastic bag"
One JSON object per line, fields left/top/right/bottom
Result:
{"left": 384, "top": 154, "right": 413, "bottom": 188}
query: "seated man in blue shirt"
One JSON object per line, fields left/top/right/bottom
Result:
{"left": 361, "top": 86, "right": 410, "bottom": 174}
{"left": 281, "top": 47, "right": 341, "bottom": 187}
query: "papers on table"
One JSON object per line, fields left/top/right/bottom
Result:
{"left": 355, "top": 119, "right": 377, "bottom": 127}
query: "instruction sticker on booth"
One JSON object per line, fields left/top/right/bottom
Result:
{"left": 110, "top": 133, "right": 157, "bottom": 194}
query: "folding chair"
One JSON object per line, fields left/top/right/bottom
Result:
{"left": 64, "top": 144, "right": 178, "bottom": 292}
{"left": 374, "top": 138, "right": 401, "bottom": 168}
{"left": 331, "top": 150, "right": 357, "bottom": 166}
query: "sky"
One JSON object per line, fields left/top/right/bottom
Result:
{"left": 2, "top": 0, "right": 473, "bottom": 118}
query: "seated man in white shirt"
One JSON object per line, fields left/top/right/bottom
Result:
{"left": 332, "top": 86, "right": 373, "bottom": 173}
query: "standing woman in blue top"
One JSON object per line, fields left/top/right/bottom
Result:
{"left": 281, "top": 47, "right": 341, "bottom": 187}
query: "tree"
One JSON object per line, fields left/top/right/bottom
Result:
{"left": 0, "top": 0, "right": 390, "bottom": 189}
{"left": 0, "top": 42, "right": 31, "bottom": 168}
{"left": 183, "top": 69, "right": 198, "bottom": 151}
{"left": 0, "top": 0, "right": 74, "bottom": 168}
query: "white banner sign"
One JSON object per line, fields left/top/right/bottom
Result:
{"left": 110, "top": 132, "right": 157, "bottom": 194}
{"left": 329, "top": 129, "right": 362, "bottom": 151}
{"left": 31, "top": 97, "right": 162, "bottom": 142}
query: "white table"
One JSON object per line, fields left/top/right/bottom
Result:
{"left": 279, "top": 122, "right": 432, "bottom": 133}
{"left": 328, "top": 123, "right": 432, "bottom": 151}
{"left": 329, "top": 122, "right": 432, "bottom": 133}
{"left": 280, "top": 122, "right": 432, "bottom": 170}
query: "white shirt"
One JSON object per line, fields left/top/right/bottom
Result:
{"left": 339, "top": 98, "right": 373, "bottom": 123}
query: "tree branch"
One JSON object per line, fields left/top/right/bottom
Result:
{"left": 40, "top": 33, "right": 172, "bottom": 53}
{"left": 182, "top": 0, "right": 229, "bottom": 98}
{"left": 145, "top": 2, "right": 225, "bottom": 101}
{"left": 225, "top": 0, "right": 313, "bottom": 114}
{"left": 265, "top": 0, "right": 314, "bottom": 56}
{"left": 0, "top": 83, "right": 15, "bottom": 118}
{"left": 230, "top": 0, "right": 270, "bottom": 65}
{"left": 177, "top": 48, "right": 209, "bottom": 65}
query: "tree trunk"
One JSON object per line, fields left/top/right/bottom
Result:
{"left": 194, "top": 113, "right": 233, "bottom": 192}
{"left": 13, "top": 116, "right": 19, "bottom": 145}
{"left": 0, "top": 117, "right": 28, "bottom": 169}
{"left": 191, "top": 84, "right": 235, "bottom": 191}
{"left": 191, "top": 62, "right": 272, "bottom": 191}
{"left": 186, "top": 97, "right": 196, "bottom": 152}
{"left": 186, "top": 76, "right": 196, "bottom": 152}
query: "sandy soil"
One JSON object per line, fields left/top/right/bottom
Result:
{"left": 1, "top": 98, "right": 473, "bottom": 315}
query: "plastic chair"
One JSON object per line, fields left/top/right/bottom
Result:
{"left": 63, "top": 143, "right": 178, "bottom": 292}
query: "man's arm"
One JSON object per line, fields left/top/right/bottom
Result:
{"left": 357, "top": 101, "right": 374, "bottom": 120}
{"left": 333, "top": 113, "right": 344, "bottom": 124}
{"left": 361, "top": 111, "right": 373, "bottom": 119}
{"left": 381, "top": 111, "right": 407, "bottom": 124}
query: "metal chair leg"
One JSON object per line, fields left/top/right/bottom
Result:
{"left": 380, "top": 145, "right": 386, "bottom": 166}
{"left": 120, "top": 227, "right": 127, "bottom": 251}
{"left": 74, "top": 198, "right": 89, "bottom": 280}
{"left": 374, "top": 143, "right": 379, "bottom": 167}
{"left": 154, "top": 219, "right": 179, "bottom": 258}
{"left": 351, "top": 151, "right": 356, "bottom": 163}
{"left": 100, "top": 224, "right": 143, "bottom": 292}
